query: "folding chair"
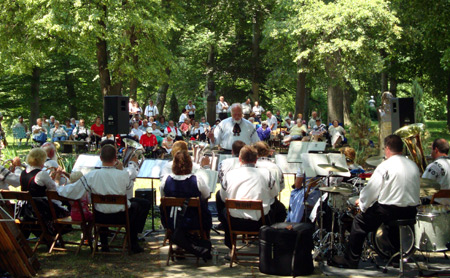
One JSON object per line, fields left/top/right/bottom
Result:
{"left": 90, "top": 194, "right": 131, "bottom": 257}
{"left": 0, "top": 190, "right": 53, "bottom": 253}
{"left": 225, "top": 199, "right": 265, "bottom": 267}
{"left": 431, "top": 189, "right": 450, "bottom": 204}
{"left": 46, "top": 190, "right": 93, "bottom": 255}
{"left": 12, "top": 126, "right": 27, "bottom": 146}
{"left": 160, "top": 197, "right": 206, "bottom": 266}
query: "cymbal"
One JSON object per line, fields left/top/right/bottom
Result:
{"left": 365, "top": 156, "right": 384, "bottom": 167}
{"left": 319, "top": 186, "right": 353, "bottom": 194}
{"left": 420, "top": 178, "right": 440, "bottom": 189}
{"left": 317, "top": 164, "right": 349, "bottom": 173}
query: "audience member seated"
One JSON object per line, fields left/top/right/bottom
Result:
{"left": 199, "top": 117, "right": 210, "bottom": 131}
{"left": 284, "top": 117, "right": 294, "bottom": 130}
{"left": 178, "top": 109, "right": 188, "bottom": 125}
{"left": 179, "top": 118, "right": 191, "bottom": 137}
{"left": 218, "top": 145, "right": 278, "bottom": 249}
{"left": 13, "top": 115, "right": 30, "bottom": 146}
{"left": 160, "top": 150, "right": 212, "bottom": 237}
{"left": 190, "top": 121, "right": 206, "bottom": 141}
{"left": 139, "top": 119, "right": 150, "bottom": 132}
{"left": 63, "top": 119, "right": 74, "bottom": 140}
{"left": 151, "top": 122, "right": 164, "bottom": 142}
{"left": 50, "top": 121, "right": 68, "bottom": 142}
{"left": 157, "top": 116, "right": 168, "bottom": 132}
{"left": 140, "top": 128, "right": 160, "bottom": 158}
{"left": 72, "top": 118, "right": 89, "bottom": 141}
{"left": 256, "top": 121, "right": 271, "bottom": 141}
{"left": 48, "top": 116, "right": 56, "bottom": 129}
{"left": 32, "top": 118, "right": 48, "bottom": 145}
{"left": 328, "top": 120, "right": 346, "bottom": 148}
{"left": 70, "top": 118, "right": 77, "bottom": 129}
{"left": 20, "top": 148, "right": 68, "bottom": 237}
{"left": 162, "top": 132, "right": 176, "bottom": 154}
{"left": 282, "top": 119, "right": 308, "bottom": 144}
{"left": 164, "top": 120, "right": 182, "bottom": 140}
{"left": 310, "top": 119, "right": 327, "bottom": 142}
{"left": 212, "top": 119, "right": 221, "bottom": 129}
{"left": 130, "top": 122, "right": 144, "bottom": 141}
{"left": 90, "top": 116, "right": 104, "bottom": 148}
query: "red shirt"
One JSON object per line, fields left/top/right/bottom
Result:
{"left": 140, "top": 134, "right": 157, "bottom": 147}
{"left": 91, "top": 124, "right": 104, "bottom": 136}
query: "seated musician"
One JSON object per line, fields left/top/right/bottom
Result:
{"left": 139, "top": 127, "right": 159, "bottom": 158}
{"left": 20, "top": 148, "right": 68, "bottom": 238}
{"left": 422, "top": 138, "right": 450, "bottom": 204}
{"left": 253, "top": 141, "right": 286, "bottom": 223}
{"left": 0, "top": 157, "right": 22, "bottom": 190}
{"left": 50, "top": 121, "right": 68, "bottom": 142}
{"left": 57, "top": 144, "right": 149, "bottom": 253}
{"left": 162, "top": 132, "right": 176, "bottom": 154}
{"left": 219, "top": 145, "right": 278, "bottom": 250}
{"left": 160, "top": 141, "right": 206, "bottom": 178}
{"left": 328, "top": 120, "right": 346, "bottom": 148}
{"left": 331, "top": 135, "right": 420, "bottom": 269}
{"left": 159, "top": 150, "right": 212, "bottom": 236}
{"left": 41, "top": 142, "right": 60, "bottom": 169}
{"left": 32, "top": 118, "right": 48, "bottom": 145}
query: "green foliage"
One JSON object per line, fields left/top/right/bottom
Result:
{"left": 411, "top": 80, "right": 425, "bottom": 124}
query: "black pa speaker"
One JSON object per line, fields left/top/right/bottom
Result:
{"left": 390, "top": 97, "right": 415, "bottom": 133}
{"left": 135, "top": 188, "right": 156, "bottom": 209}
{"left": 104, "top": 96, "right": 129, "bottom": 134}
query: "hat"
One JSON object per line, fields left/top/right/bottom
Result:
{"left": 146, "top": 127, "right": 153, "bottom": 133}
{"left": 168, "top": 132, "right": 176, "bottom": 139}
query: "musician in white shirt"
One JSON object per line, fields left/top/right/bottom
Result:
{"left": 57, "top": 145, "right": 149, "bottom": 254}
{"left": 207, "top": 103, "right": 259, "bottom": 154}
{"left": 219, "top": 145, "right": 278, "bottom": 249}
{"left": 185, "top": 100, "right": 196, "bottom": 119}
{"left": 144, "top": 99, "right": 159, "bottom": 119}
{"left": 331, "top": 135, "right": 420, "bottom": 269}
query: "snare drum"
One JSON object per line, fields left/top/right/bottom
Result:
{"left": 414, "top": 204, "right": 450, "bottom": 252}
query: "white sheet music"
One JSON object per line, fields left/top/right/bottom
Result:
{"left": 195, "top": 169, "right": 218, "bottom": 193}
{"left": 72, "top": 154, "right": 102, "bottom": 172}
{"left": 287, "top": 141, "right": 327, "bottom": 162}
{"left": 275, "top": 154, "right": 301, "bottom": 174}
{"left": 137, "top": 159, "right": 169, "bottom": 178}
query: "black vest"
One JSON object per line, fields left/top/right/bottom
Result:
{"left": 20, "top": 169, "right": 46, "bottom": 197}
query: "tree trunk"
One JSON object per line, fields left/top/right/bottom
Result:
{"left": 30, "top": 67, "right": 41, "bottom": 129}
{"left": 128, "top": 26, "right": 138, "bottom": 100}
{"left": 381, "top": 72, "right": 388, "bottom": 92}
{"left": 343, "top": 87, "right": 351, "bottom": 126}
{"left": 96, "top": 4, "right": 112, "bottom": 96}
{"left": 64, "top": 60, "right": 77, "bottom": 118}
{"left": 327, "top": 84, "right": 344, "bottom": 124}
{"left": 447, "top": 73, "right": 450, "bottom": 132}
{"left": 251, "top": 8, "right": 262, "bottom": 101}
{"left": 296, "top": 71, "right": 307, "bottom": 118}
{"left": 389, "top": 78, "right": 398, "bottom": 97}
{"left": 156, "top": 68, "right": 171, "bottom": 116}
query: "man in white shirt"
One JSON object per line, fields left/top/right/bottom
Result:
{"left": 207, "top": 103, "right": 260, "bottom": 154}
{"left": 217, "top": 96, "right": 229, "bottom": 120}
{"left": 164, "top": 120, "right": 182, "bottom": 139}
{"left": 241, "top": 98, "right": 252, "bottom": 119}
{"left": 331, "top": 135, "right": 420, "bottom": 269}
{"left": 252, "top": 101, "right": 264, "bottom": 123}
{"left": 57, "top": 145, "right": 150, "bottom": 254}
{"left": 144, "top": 99, "right": 159, "bottom": 119}
{"left": 422, "top": 138, "right": 450, "bottom": 190}
{"left": 266, "top": 111, "right": 278, "bottom": 131}
{"left": 219, "top": 145, "right": 278, "bottom": 249}
{"left": 185, "top": 100, "right": 196, "bottom": 120}
{"left": 32, "top": 118, "right": 48, "bottom": 145}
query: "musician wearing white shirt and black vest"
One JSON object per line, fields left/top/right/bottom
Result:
{"left": 422, "top": 138, "right": 450, "bottom": 190}
{"left": 57, "top": 145, "right": 150, "bottom": 254}
{"left": 331, "top": 135, "right": 420, "bottom": 269}
{"left": 219, "top": 145, "right": 278, "bottom": 249}
{"left": 208, "top": 103, "right": 259, "bottom": 154}
{"left": 144, "top": 99, "right": 159, "bottom": 119}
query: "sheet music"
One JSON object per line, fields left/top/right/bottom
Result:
{"left": 195, "top": 169, "right": 218, "bottom": 193}
{"left": 275, "top": 154, "right": 301, "bottom": 174}
{"left": 216, "top": 154, "right": 232, "bottom": 170}
{"left": 137, "top": 159, "right": 169, "bottom": 178}
{"left": 73, "top": 154, "right": 102, "bottom": 172}
{"left": 287, "top": 141, "right": 327, "bottom": 162}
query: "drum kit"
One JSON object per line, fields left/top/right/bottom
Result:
{"left": 311, "top": 162, "right": 450, "bottom": 264}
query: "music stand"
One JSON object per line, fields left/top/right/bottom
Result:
{"left": 137, "top": 159, "right": 169, "bottom": 236}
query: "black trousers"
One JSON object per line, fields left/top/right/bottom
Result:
{"left": 218, "top": 112, "right": 228, "bottom": 120}
{"left": 94, "top": 198, "right": 150, "bottom": 247}
{"left": 346, "top": 202, "right": 417, "bottom": 266}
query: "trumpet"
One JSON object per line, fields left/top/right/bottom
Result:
{"left": 122, "top": 138, "right": 145, "bottom": 168}
{"left": 394, "top": 123, "right": 427, "bottom": 173}
{"left": 42, "top": 166, "right": 70, "bottom": 186}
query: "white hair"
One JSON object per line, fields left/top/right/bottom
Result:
{"left": 230, "top": 103, "right": 242, "bottom": 112}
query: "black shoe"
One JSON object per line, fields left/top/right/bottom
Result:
{"left": 214, "top": 223, "right": 225, "bottom": 231}
{"left": 329, "top": 255, "right": 358, "bottom": 269}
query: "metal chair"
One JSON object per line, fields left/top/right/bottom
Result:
{"left": 46, "top": 190, "right": 93, "bottom": 255}
{"left": 225, "top": 199, "right": 265, "bottom": 267}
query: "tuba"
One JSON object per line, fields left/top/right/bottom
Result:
{"left": 394, "top": 123, "right": 427, "bottom": 173}
{"left": 122, "top": 138, "right": 145, "bottom": 168}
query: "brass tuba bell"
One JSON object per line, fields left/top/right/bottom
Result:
{"left": 394, "top": 123, "right": 427, "bottom": 173}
